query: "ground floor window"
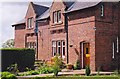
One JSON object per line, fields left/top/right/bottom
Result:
{"left": 52, "top": 40, "right": 65, "bottom": 57}
{"left": 26, "top": 42, "right": 36, "bottom": 49}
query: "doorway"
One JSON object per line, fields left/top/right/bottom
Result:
{"left": 81, "top": 42, "right": 90, "bottom": 68}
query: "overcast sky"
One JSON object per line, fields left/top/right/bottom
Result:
{"left": 0, "top": 1, "right": 52, "bottom": 48}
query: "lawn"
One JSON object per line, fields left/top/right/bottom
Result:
{"left": 17, "top": 75, "right": 120, "bottom": 79}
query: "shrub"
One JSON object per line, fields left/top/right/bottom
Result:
{"left": 1, "top": 72, "right": 11, "bottom": 77}
{"left": 1, "top": 72, "right": 17, "bottom": 79}
{"left": 74, "top": 59, "right": 81, "bottom": 70}
{"left": 7, "top": 63, "right": 19, "bottom": 75}
{"left": 28, "top": 70, "right": 39, "bottom": 75}
{"left": 85, "top": 65, "right": 91, "bottom": 76}
{"left": 6, "top": 74, "right": 17, "bottom": 79}
{"left": 52, "top": 65, "right": 60, "bottom": 76}
{"left": 52, "top": 55, "right": 62, "bottom": 76}
{"left": 1, "top": 48, "right": 35, "bottom": 71}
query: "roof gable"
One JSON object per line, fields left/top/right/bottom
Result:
{"left": 25, "top": 2, "right": 36, "bottom": 18}
{"left": 32, "top": 3, "right": 49, "bottom": 17}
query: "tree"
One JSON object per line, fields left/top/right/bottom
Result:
{"left": 2, "top": 39, "right": 14, "bottom": 48}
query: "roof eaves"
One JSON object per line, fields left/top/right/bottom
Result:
{"left": 65, "top": 1, "right": 101, "bottom": 13}
{"left": 12, "top": 19, "right": 25, "bottom": 27}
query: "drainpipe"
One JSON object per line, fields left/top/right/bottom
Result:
{"left": 34, "top": 21, "right": 39, "bottom": 60}
{"left": 65, "top": 13, "right": 69, "bottom": 64}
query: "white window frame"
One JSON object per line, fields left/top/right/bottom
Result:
{"left": 53, "top": 11, "right": 57, "bottom": 23}
{"left": 101, "top": 4, "right": 104, "bottom": 17}
{"left": 57, "top": 41, "right": 61, "bottom": 55}
{"left": 52, "top": 41, "right": 56, "bottom": 56}
{"left": 58, "top": 10, "right": 61, "bottom": 22}
{"left": 112, "top": 42, "right": 115, "bottom": 59}
{"left": 62, "top": 41, "right": 65, "bottom": 58}
{"left": 28, "top": 18, "right": 33, "bottom": 29}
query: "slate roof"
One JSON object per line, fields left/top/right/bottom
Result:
{"left": 63, "top": 1, "right": 75, "bottom": 8}
{"left": 12, "top": 19, "right": 25, "bottom": 26}
{"left": 36, "top": 1, "right": 101, "bottom": 21}
{"left": 36, "top": 8, "right": 50, "bottom": 21}
{"left": 66, "top": 1, "right": 101, "bottom": 13}
{"left": 13, "top": 1, "right": 102, "bottom": 25}
{"left": 33, "top": 3, "right": 49, "bottom": 16}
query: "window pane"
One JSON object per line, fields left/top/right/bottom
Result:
{"left": 58, "top": 41, "right": 61, "bottom": 46}
{"left": 63, "top": 47, "right": 65, "bottom": 56}
{"left": 101, "top": 5, "right": 104, "bottom": 16}
{"left": 58, "top": 10, "right": 61, "bottom": 22}
{"left": 28, "top": 18, "right": 32, "bottom": 28}
{"left": 53, "top": 12, "right": 57, "bottom": 23}
{"left": 58, "top": 47, "right": 60, "bottom": 55}
{"left": 52, "top": 41, "right": 56, "bottom": 56}
{"left": 63, "top": 41, "right": 65, "bottom": 46}
{"left": 53, "top": 12, "right": 55, "bottom": 23}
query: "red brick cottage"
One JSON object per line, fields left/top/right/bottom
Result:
{"left": 12, "top": 0, "right": 120, "bottom": 71}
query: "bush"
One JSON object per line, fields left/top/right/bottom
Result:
{"left": 52, "top": 55, "right": 62, "bottom": 76}
{"left": 52, "top": 65, "right": 60, "bottom": 76}
{"left": 85, "top": 65, "right": 91, "bottom": 76}
{"left": 28, "top": 70, "right": 39, "bottom": 75}
{"left": 1, "top": 72, "right": 11, "bottom": 77}
{"left": 74, "top": 60, "right": 81, "bottom": 70}
{"left": 1, "top": 48, "right": 35, "bottom": 71}
{"left": 1, "top": 72, "right": 17, "bottom": 79}
{"left": 7, "top": 63, "right": 19, "bottom": 75}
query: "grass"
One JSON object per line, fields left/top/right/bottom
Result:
{"left": 17, "top": 75, "right": 120, "bottom": 79}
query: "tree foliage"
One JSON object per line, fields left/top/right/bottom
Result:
{"left": 2, "top": 39, "right": 14, "bottom": 48}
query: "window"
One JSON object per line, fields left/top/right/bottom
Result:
{"left": 57, "top": 41, "right": 61, "bottom": 55}
{"left": 52, "top": 41, "right": 57, "bottom": 56}
{"left": 62, "top": 41, "right": 65, "bottom": 57}
{"left": 101, "top": 4, "right": 104, "bottom": 16}
{"left": 53, "top": 11, "right": 57, "bottom": 23}
{"left": 27, "top": 17, "right": 33, "bottom": 29}
{"left": 26, "top": 42, "right": 36, "bottom": 49}
{"left": 53, "top": 10, "right": 61, "bottom": 23}
{"left": 58, "top": 10, "right": 61, "bottom": 22}
{"left": 112, "top": 42, "right": 115, "bottom": 59}
{"left": 52, "top": 40, "right": 65, "bottom": 57}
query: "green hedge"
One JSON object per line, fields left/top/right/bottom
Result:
{"left": 1, "top": 48, "right": 35, "bottom": 71}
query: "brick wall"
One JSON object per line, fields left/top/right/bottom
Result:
{"left": 14, "top": 25, "right": 25, "bottom": 48}
{"left": 95, "top": 2, "right": 119, "bottom": 71}
{"left": 68, "top": 7, "right": 96, "bottom": 71}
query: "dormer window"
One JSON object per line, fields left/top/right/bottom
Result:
{"left": 53, "top": 11, "right": 57, "bottom": 23}
{"left": 27, "top": 17, "right": 33, "bottom": 29}
{"left": 58, "top": 10, "right": 61, "bottom": 22}
{"left": 53, "top": 10, "right": 61, "bottom": 23}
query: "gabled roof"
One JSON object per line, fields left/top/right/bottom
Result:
{"left": 32, "top": 3, "right": 49, "bottom": 16}
{"left": 13, "top": 1, "right": 102, "bottom": 25}
{"left": 64, "top": 2, "right": 75, "bottom": 9}
{"left": 36, "top": 8, "right": 50, "bottom": 21}
{"left": 66, "top": 1, "right": 101, "bottom": 13}
{"left": 12, "top": 2, "right": 49, "bottom": 26}
{"left": 12, "top": 19, "right": 25, "bottom": 27}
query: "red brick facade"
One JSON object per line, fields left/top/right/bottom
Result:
{"left": 13, "top": 1, "right": 120, "bottom": 71}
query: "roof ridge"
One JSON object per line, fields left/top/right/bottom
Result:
{"left": 33, "top": 3, "right": 49, "bottom": 8}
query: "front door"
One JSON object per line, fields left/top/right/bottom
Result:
{"left": 81, "top": 42, "right": 90, "bottom": 68}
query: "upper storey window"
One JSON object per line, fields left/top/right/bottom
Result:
{"left": 27, "top": 17, "right": 33, "bottom": 29}
{"left": 101, "top": 4, "right": 104, "bottom": 17}
{"left": 53, "top": 10, "right": 61, "bottom": 23}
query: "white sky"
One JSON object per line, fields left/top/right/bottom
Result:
{"left": 0, "top": 1, "right": 52, "bottom": 48}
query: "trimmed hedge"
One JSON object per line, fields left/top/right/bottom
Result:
{"left": 1, "top": 48, "right": 35, "bottom": 71}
